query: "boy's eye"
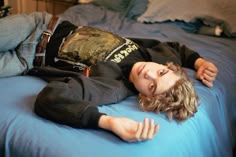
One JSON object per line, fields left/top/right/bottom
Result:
{"left": 159, "top": 69, "right": 168, "bottom": 76}
{"left": 149, "top": 83, "right": 154, "bottom": 89}
{"left": 160, "top": 69, "right": 165, "bottom": 76}
{"left": 149, "top": 83, "right": 155, "bottom": 92}
{"left": 149, "top": 82, "right": 157, "bottom": 96}
{"left": 160, "top": 70, "right": 164, "bottom": 75}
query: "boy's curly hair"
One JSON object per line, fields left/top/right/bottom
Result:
{"left": 139, "top": 62, "right": 199, "bottom": 122}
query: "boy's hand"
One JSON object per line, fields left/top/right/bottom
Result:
{"left": 194, "top": 58, "right": 218, "bottom": 87}
{"left": 99, "top": 115, "right": 159, "bottom": 142}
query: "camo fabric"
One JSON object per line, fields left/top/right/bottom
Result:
{"left": 57, "top": 26, "right": 139, "bottom": 69}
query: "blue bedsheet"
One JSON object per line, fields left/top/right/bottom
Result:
{"left": 0, "top": 4, "right": 236, "bottom": 157}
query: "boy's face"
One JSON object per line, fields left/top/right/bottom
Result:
{"left": 129, "top": 62, "right": 180, "bottom": 96}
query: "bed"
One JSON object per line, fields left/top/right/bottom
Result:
{"left": 1, "top": 1, "right": 236, "bottom": 157}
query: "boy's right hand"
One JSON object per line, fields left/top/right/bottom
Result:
{"left": 99, "top": 115, "right": 159, "bottom": 142}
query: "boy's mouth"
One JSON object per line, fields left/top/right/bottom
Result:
{"left": 137, "top": 63, "right": 145, "bottom": 76}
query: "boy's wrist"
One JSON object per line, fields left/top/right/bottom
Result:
{"left": 194, "top": 58, "right": 205, "bottom": 70}
{"left": 98, "top": 115, "right": 112, "bottom": 130}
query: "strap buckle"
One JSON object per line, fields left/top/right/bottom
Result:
{"left": 42, "top": 30, "right": 53, "bottom": 42}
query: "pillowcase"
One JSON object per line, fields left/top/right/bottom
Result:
{"left": 92, "top": 0, "right": 149, "bottom": 20}
{"left": 92, "top": 0, "right": 131, "bottom": 13}
{"left": 137, "top": 0, "right": 236, "bottom": 37}
{"left": 125, "top": 0, "right": 149, "bottom": 19}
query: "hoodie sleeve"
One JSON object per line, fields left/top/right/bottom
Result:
{"left": 129, "top": 38, "right": 201, "bottom": 70}
{"left": 34, "top": 73, "right": 132, "bottom": 129}
{"left": 162, "top": 41, "right": 201, "bottom": 70}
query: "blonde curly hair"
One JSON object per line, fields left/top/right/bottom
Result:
{"left": 139, "top": 62, "right": 199, "bottom": 121}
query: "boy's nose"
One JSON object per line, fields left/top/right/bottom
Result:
{"left": 144, "top": 70, "right": 156, "bottom": 80}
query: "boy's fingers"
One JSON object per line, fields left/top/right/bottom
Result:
{"left": 204, "top": 68, "right": 217, "bottom": 78}
{"left": 140, "top": 118, "right": 149, "bottom": 140}
{"left": 135, "top": 122, "right": 143, "bottom": 141}
{"left": 147, "top": 119, "right": 155, "bottom": 139}
{"left": 202, "top": 79, "right": 213, "bottom": 88}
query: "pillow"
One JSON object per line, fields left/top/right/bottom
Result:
{"left": 125, "top": 0, "right": 149, "bottom": 19}
{"left": 92, "top": 0, "right": 131, "bottom": 13}
{"left": 92, "top": 0, "right": 149, "bottom": 20}
{"left": 137, "top": 0, "right": 236, "bottom": 37}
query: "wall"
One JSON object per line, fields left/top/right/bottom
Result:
{"left": 4, "top": 0, "right": 77, "bottom": 15}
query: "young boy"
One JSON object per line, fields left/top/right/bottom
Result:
{"left": 0, "top": 12, "right": 218, "bottom": 142}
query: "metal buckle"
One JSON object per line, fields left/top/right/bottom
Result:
{"left": 42, "top": 30, "right": 52, "bottom": 42}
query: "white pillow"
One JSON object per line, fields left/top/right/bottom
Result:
{"left": 138, "top": 0, "right": 236, "bottom": 37}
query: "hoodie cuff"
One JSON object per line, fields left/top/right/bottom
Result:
{"left": 82, "top": 106, "right": 106, "bottom": 129}
{"left": 187, "top": 53, "right": 201, "bottom": 70}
